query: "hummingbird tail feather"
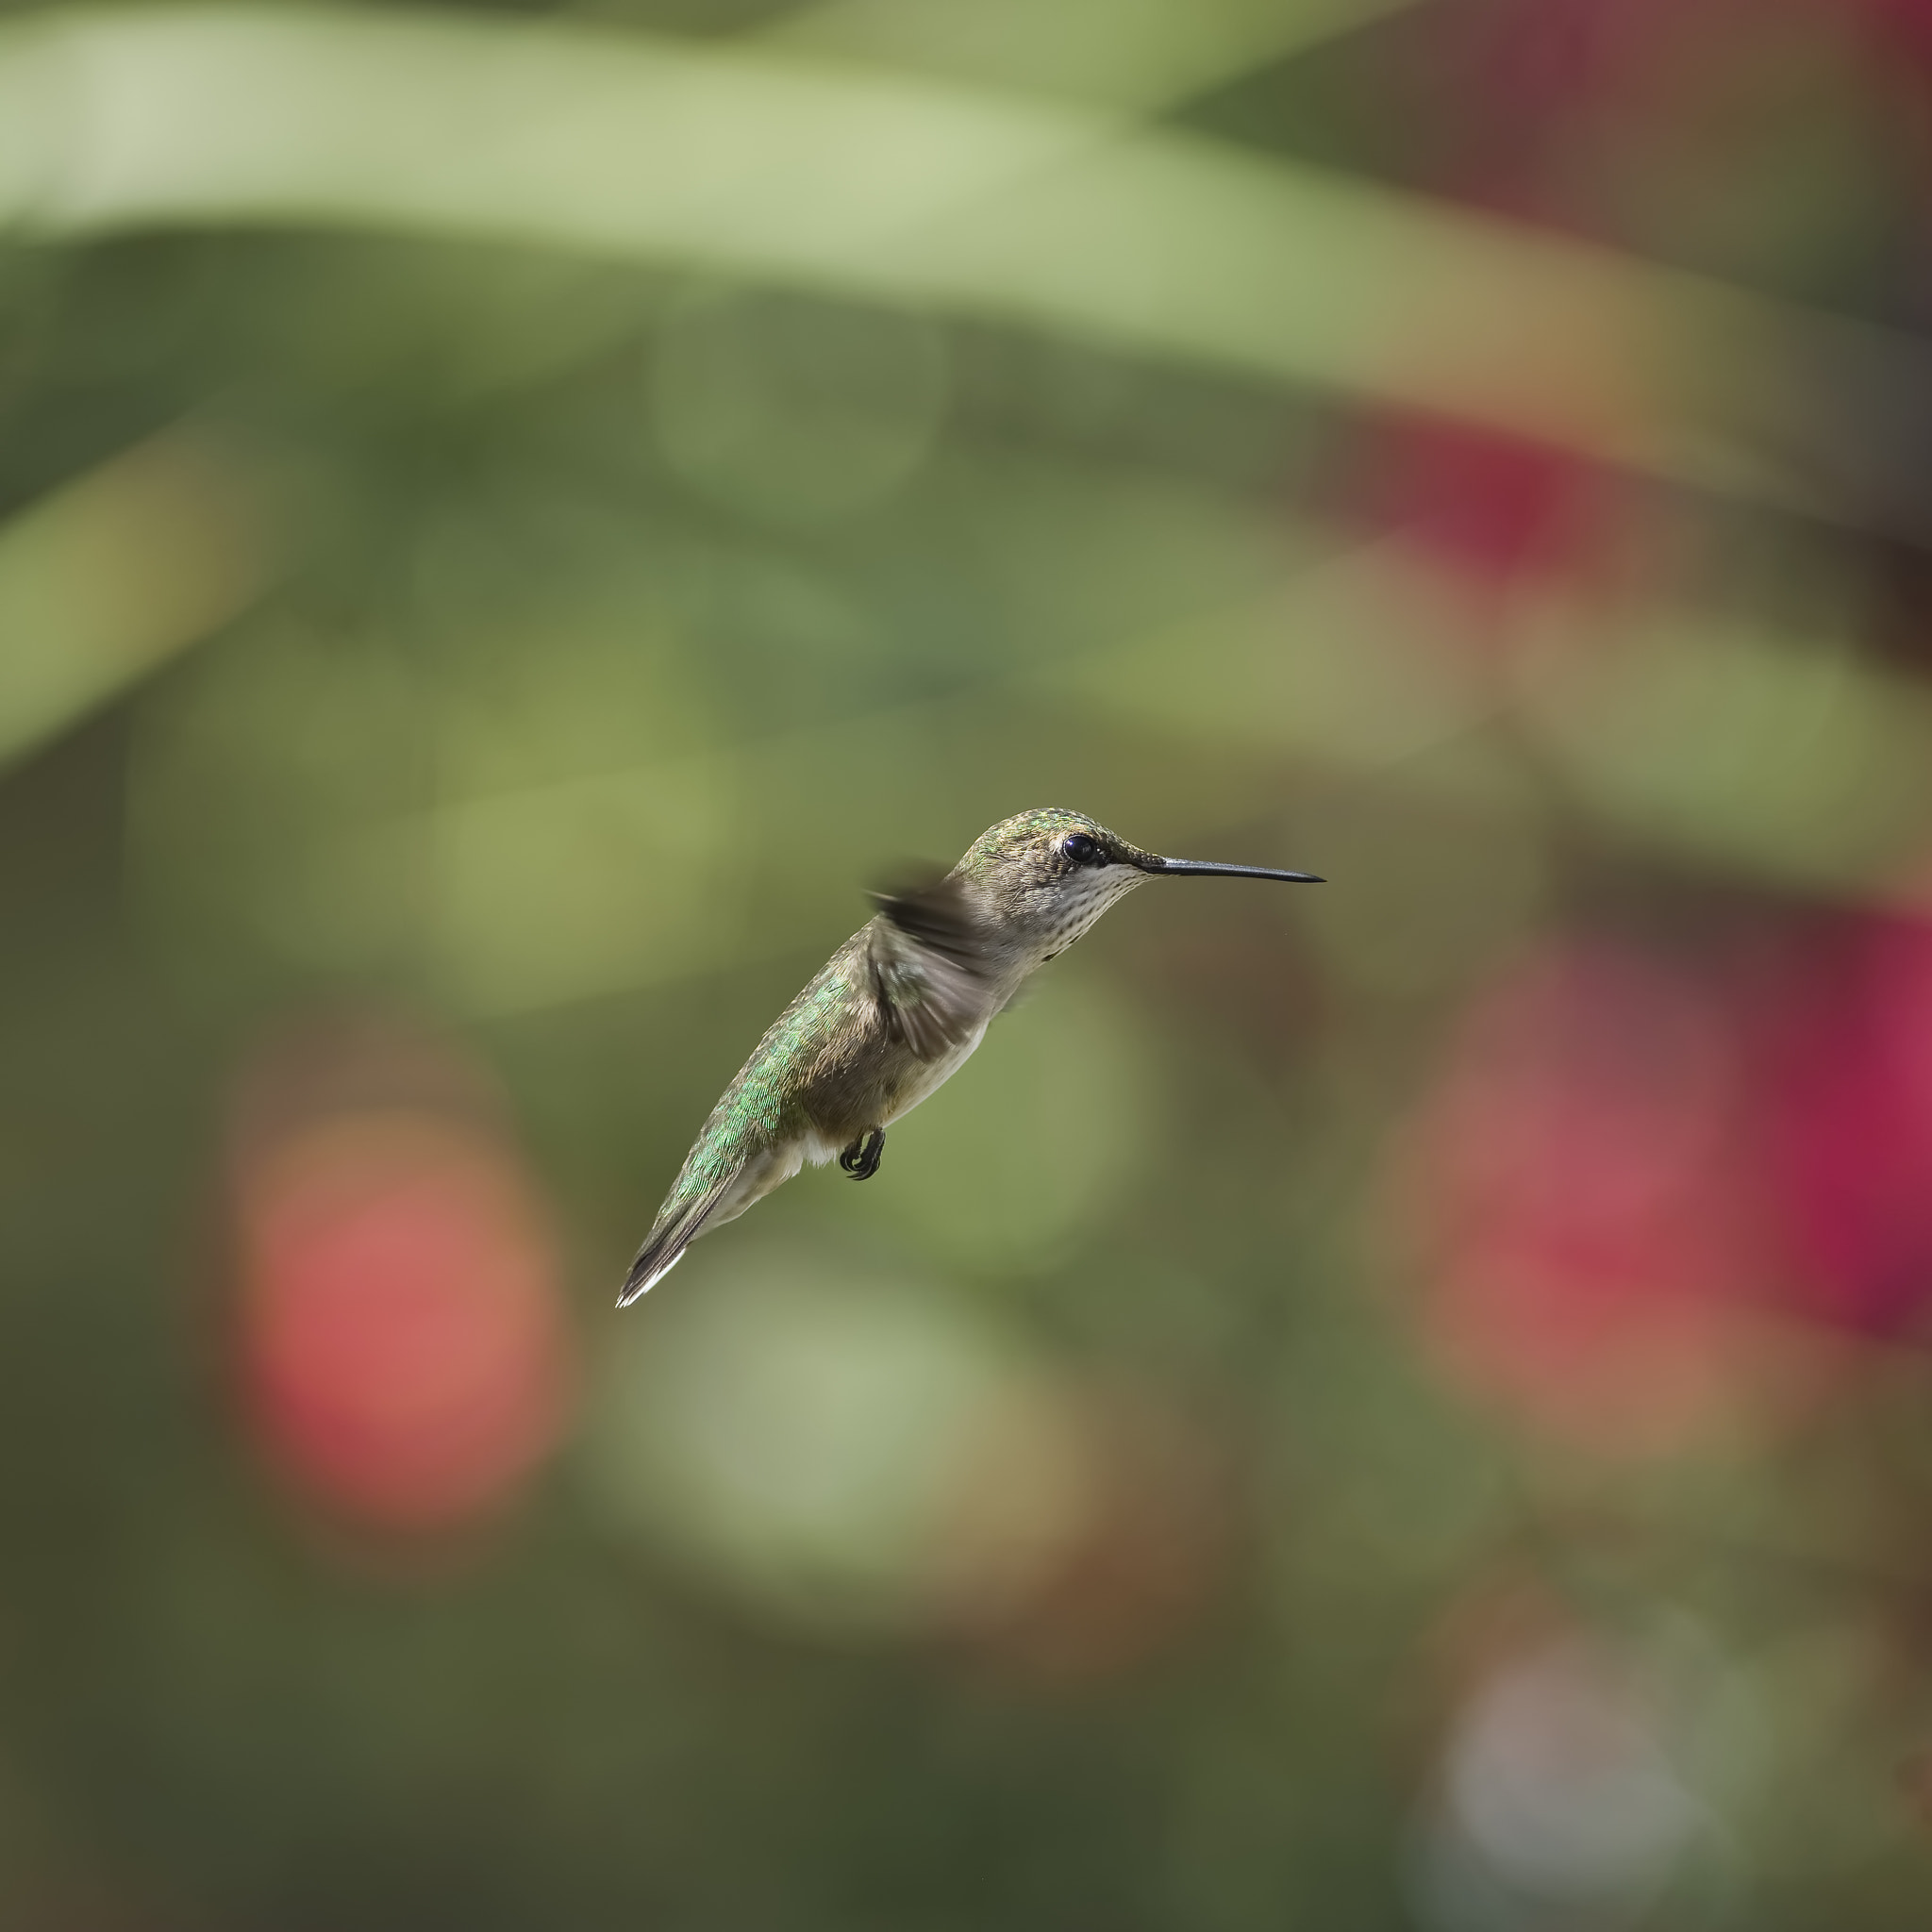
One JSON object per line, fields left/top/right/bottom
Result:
{"left": 617, "top": 1174, "right": 733, "bottom": 1307}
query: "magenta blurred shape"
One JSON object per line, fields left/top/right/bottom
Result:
{"left": 1346, "top": 417, "right": 1596, "bottom": 589}
{"left": 1391, "top": 0, "right": 1708, "bottom": 228}
{"left": 1762, "top": 911, "right": 1932, "bottom": 1336}
{"left": 1861, "top": 0, "right": 1932, "bottom": 67}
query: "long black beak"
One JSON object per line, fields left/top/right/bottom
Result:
{"left": 1141, "top": 856, "right": 1324, "bottom": 882}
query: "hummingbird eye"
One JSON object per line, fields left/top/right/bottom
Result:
{"left": 1060, "top": 832, "right": 1103, "bottom": 865}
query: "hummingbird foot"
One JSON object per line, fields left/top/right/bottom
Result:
{"left": 839, "top": 1127, "right": 885, "bottom": 1180}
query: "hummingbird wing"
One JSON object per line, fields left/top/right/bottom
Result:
{"left": 866, "top": 874, "right": 995, "bottom": 1062}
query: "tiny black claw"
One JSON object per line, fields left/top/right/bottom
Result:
{"left": 840, "top": 1127, "right": 885, "bottom": 1180}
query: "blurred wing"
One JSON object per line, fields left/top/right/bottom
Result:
{"left": 866, "top": 874, "right": 995, "bottom": 1062}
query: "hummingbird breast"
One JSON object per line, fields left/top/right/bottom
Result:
{"left": 792, "top": 950, "right": 992, "bottom": 1148}
{"left": 698, "top": 1001, "right": 991, "bottom": 1236}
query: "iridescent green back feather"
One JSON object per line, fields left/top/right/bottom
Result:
{"left": 659, "top": 936, "right": 868, "bottom": 1204}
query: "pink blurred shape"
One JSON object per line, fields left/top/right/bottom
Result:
{"left": 1342, "top": 416, "right": 1601, "bottom": 590}
{"left": 1860, "top": 0, "right": 1932, "bottom": 68}
{"left": 1762, "top": 911, "right": 1932, "bottom": 1336}
{"left": 227, "top": 1019, "right": 575, "bottom": 1531}
{"left": 1391, "top": 939, "right": 1772, "bottom": 1452}
{"left": 1388, "top": 0, "right": 1697, "bottom": 225}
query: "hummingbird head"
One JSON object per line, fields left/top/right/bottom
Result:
{"left": 954, "top": 808, "right": 1322, "bottom": 966}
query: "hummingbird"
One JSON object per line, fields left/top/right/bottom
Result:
{"left": 617, "top": 808, "right": 1322, "bottom": 1305}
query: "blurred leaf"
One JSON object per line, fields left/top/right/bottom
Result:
{"left": 1516, "top": 592, "right": 1932, "bottom": 894}
{"left": 765, "top": 0, "right": 1419, "bottom": 109}
{"left": 2, "top": 6, "right": 1924, "bottom": 517}
{"left": 0, "top": 424, "right": 281, "bottom": 769}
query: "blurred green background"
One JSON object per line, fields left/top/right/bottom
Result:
{"left": 7, "top": 0, "right": 1932, "bottom": 1925}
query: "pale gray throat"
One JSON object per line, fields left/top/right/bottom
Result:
{"left": 1025, "top": 870, "right": 1144, "bottom": 966}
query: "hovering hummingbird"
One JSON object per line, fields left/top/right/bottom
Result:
{"left": 617, "top": 808, "right": 1322, "bottom": 1305}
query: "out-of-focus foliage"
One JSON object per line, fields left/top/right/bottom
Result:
{"left": 6, "top": 1, "right": 1932, "bottom": 1927}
